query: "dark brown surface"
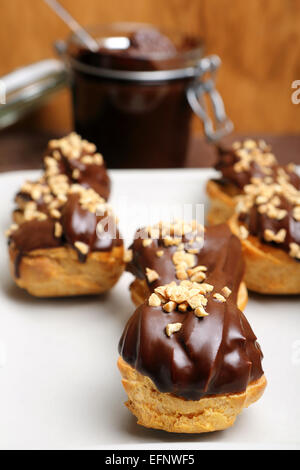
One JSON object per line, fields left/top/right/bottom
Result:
{"left": 0, "top": 130, "right": 299, "bottom": 172}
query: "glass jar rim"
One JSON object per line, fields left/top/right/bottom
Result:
{"left": 61, "top": 22, "right": 205, "bottom": 82}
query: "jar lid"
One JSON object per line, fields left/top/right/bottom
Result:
{"left": 62, "top": 22, "right": 206, "bottom": 82}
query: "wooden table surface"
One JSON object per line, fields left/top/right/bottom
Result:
{"left": 0, "top": 130, "right": 299, "bottom": 172}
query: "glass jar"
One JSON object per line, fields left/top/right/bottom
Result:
{"left": 0, "top": 22, "right": 232, "bottom": 169}
{"left": 59, "top": 23, "right": 232, "bottom": 169}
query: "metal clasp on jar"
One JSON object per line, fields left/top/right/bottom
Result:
{"left": 187, "top": 55, "right": 233, "bottom": 142}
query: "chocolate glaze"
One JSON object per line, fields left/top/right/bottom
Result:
{"left": 46, "top": 146, "right": 110, "bottom": 200}
{"left": 239, "top": 195, "right": 300, "bottom": 257}
{"left": 127, "top": 225, "right": 206, "bottom": 290}
{"left": 9, "top": 134, "right": 123, "bottom": 277}
{"left": 214, "top": 141, "right": 300, "bottom": 257}
{"left": 10, "top": 192, "right": 122, "bottom": 277}
{"left": 10, "top": 219, "right": 61, "bottom": 253}
{"left": 61, "top": 193, "right": 122, "bottom": 254}
{"left": 119, "top": 224, "right": 264, "bottom": 400}
{"left": 215, "top": 144, "right": 300, "bottom": 191}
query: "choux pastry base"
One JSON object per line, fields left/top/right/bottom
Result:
{"left": 118, "top": 357, "right": 267, "bottom": 434}
{"left": 9, "top": 244, "right": 124, "bottom": 297}
{"left": 229, "top": 215, "right": 300, "bottom": 295}
{"left": 130, "top": 278, "right": 249, "bottom": 311}
{"left": 206, "top": 180, "right": 238, "bottom": 225}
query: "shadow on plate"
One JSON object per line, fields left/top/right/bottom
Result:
{"left": 2, "top": 278, "right": 110, "bottom": 307}
{"left": 247, "top": 290, "right": 300, "bottom": 307}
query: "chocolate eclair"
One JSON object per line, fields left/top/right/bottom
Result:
{"left": 206, "top": 139, "right": 299, "bottom": 225}
{"left": 126, "top": 220, "right": 248, "bottom": 311}
{"left": 44, "top": 132, "right": 110, "bottom": 200}
{"left": 118, "top": 221, "right": 266, "bottom": 433}
{"left": 6, "top": 134, "right": 124, "bottom": 297}
{"left": 229, "top": 172, "right": 300, "bottom": 294}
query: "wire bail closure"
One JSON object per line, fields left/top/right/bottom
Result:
{"left": 187, "top": 55, "right": 233, "bottom": 142}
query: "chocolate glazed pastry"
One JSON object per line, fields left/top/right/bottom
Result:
{"left": 206, "top": 139, "right": 300, "bottom": 225}
{"left": 229, "top": 172, "right": 300, "bottom": 294}
{"left": 44, "top": 133, "right": 111, "bottom": 200}
{"left": 126, "top": 221, "right": 248, "bottom": 310}
{"left": 118, "top": 221, "right": 266, "bottom": 433}
{"left": 6, "top": 133, "right": 125, "bottom": 297}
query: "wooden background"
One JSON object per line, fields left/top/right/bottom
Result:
{"left": 1, "top": 0, "right": 300, "bottom": 134}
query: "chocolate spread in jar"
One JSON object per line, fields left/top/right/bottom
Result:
{"left": 68, "top": 25, "right": 203, "bottom": 169}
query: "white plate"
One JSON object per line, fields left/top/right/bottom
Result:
{"left": 0, "top": 169, "right": 299, "bottom": 450}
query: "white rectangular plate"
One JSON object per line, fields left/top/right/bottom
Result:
{"left": 0, "top": 169, "right": 299, "bottom": 450}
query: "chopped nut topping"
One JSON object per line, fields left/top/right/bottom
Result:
{"left": 221, "top": 286, "right": 232, "bottom": 298}
{"left": 146, "top": 268, "right": 159, "bottom": 283}
{"left": 176, "top": 267, "right": 188, "bottom": 280}
{"left": 289, "top": 243, "right": 300, "bottom": 260}
{"left": 293, "top": 206, "right": 300, "bottom": 222}
{"left": 287, "top": 163, "right": 296, "bottom": 172}
{"left": 165, "top": 284, "right": 188, "bottom": 303}
{"left": 235, "top": 168, "right": 300, "bottom": 259}
{"left": 48, "top": 133, "right": 102, "bottom": 168}
{"left": 264, "top": 228, "right": 286, "bottom": 244}
{"left": 37, "top": 213, "right": 48, "bottom": 221}
{"left": 21, "top": 199, "right": 48, "bottom": 222}
{"left": 239, "top": 225, "right": 249, "bottom": 240}
{"left": 163, "top": 301, "right": 177, "bottom": 313}
{"left": 142, "top": 239, "right": 152, "bottom": 247}
{"left": 54, "top": 222, "right": 63, "bottom": 238}
{"left": 81, "top": 155, "right": 94, "bottom": 165}
{"left": 200, "top": 283, "right": 214, "bottom": 293}
{"left": 178, "top": 302, "right": 188, "bottom": 312}
{"left": 194, "top": 306, "right": 209, "bottom": 317}
{"left": 74, "top": 241, "right": 89, "bottom": 255}
{"left": 187, "top": 248, "right": 200, "bottom": 254}
{"left": 148, "top": 293, "right": 162, "bottom": 307}
{"left": 188, "top": 294, "right": 207, "bottom": 309}
{"left": 187, "top": 266, "right": 207, "bottom": 276}
{"left": 232, "top": 141, "right": 241, "bottom": 150}
{"left": 213, "top": 293, "right": 226, "bottom": 303}
{"left": 81, "top": 153, "right": 103, "bottom": 166}
{"left": 50, "top": 209, "right": 61, "bottom": 219}
{"left": 243, "top": 139, "right": 257, "bottom": 150}
{"left": 123, "top": 249, "right": 133, "bottom": 263}
{"left": 71, "top": 186, "right": 106, "bottom": 214}
{"left": 94, "top": 153, "right": 104, "bottom": 165}
{"left": 173, "top": 251, "right": 196, "bottom": 269}
{"left": 165, "top": 322, "right": 182, "bottom": 337}
{"left": 163, "top": 236, "right": 182, "bottom": 247}
{"left": 48, "top": 174, "right": 69, "bottom": 197}
{"left": 232, "top": 140, "right": 276, "bottom": 175}
{"left": 52, "top": 150, "right": 61, "bottom": 161}
{"left": 152, "top": 280, "right": 218, "bottom": 324}
{"left": 72, "top": 169, "right": 80, "bottom": 180}
{"left": 156, "top": 250, "right": 164, "bottom": 257}
{"left": 154, "top": 284, "right": 169, "bottom": 299}
{"left": 190, "top": 271, "right": 206, "bottom": 283}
